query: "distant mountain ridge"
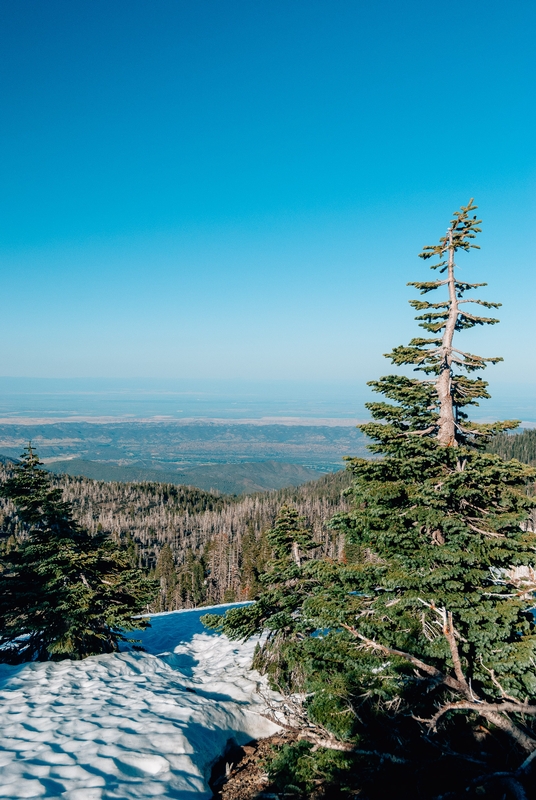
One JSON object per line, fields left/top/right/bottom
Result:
{"left": 45, "top": 458, "right": 324, "bottom": 495}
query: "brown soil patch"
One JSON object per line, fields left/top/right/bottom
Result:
{"left": 210, "top": 732, "right": 300, "bottom": 800}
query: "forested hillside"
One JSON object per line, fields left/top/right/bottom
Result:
{"left": 487, "top": 430, "right": 536, "bottom": 533}
{"left": 46, "top": 458, "right": 323, "bottom": 495}
{"left": 2, "top": 427, "right": 534, "bottom": 616}
{"left": 2, "top": 428, "right": 534, "bottom": 614}
{"left": 0, "top": 466, "right": 352, "bottom": 611}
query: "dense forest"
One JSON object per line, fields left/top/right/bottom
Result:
{"left": 487, "top": 429, "right": 536, "bottom": 532}
{"left": 0, "top": 465, "right": 352, "bottom": 611}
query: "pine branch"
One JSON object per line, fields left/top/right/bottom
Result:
{"left": 427, "top": 700, "right": 536, "bottom": 728}
{"left": 457, "top": 310, "right": 500, "bottom": 325}
{"left": 458, "top": 299, "right": 502, "bottom": 309}
{"left": 454, "top": 281, "right": 488, "bottom": 290}
{"left": 410, "top": 300, "right": 450, "bottom": 311}
{"left": 408, "top": 279, "right": 449, "bottom": 294}
{"left": 409, "top": 337, "right": 442, "bottom": 346}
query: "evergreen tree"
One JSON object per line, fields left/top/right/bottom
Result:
{"left": 328, "top": 201, "right": 536, "bottom": 756}
{"left": 203, "top": 203, "right": 536, "bottom": 796}
{"left": 239, "top": 523, "right": 271, "bottom": 599}
{"left": 153, "top": 543, "right": 178, "bottom": 612}
{"left": 488, "top": 428, "right": 536, "bottom": 467}
{"left": 0, "top": 446, "right": 158, "bottom": 662}
{"left": 178, "top": 548, "right": 206, "bottom": 607}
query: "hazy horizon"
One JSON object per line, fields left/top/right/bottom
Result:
{"left": 0, "top": 377, "right": 534, "bottom": 426}
{"left": 1, "top": 1, "right": 534, "bottom": 389}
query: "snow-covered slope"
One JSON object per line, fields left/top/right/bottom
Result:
{"left": 0, "top": 605, "right": 281, "bottom": 799}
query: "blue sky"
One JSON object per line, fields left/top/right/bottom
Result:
{"left": 0, "top": 1, "right": 534, "bottom": 400}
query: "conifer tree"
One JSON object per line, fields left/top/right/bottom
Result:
{"left": 153, "top": 543, "right": 178, "bottom": 611}
{"left": 204, "top": 203, "right": 536, "bottom": 794}
{"left": 239, "top": 524, "right": 271, "bottom": 599}
{"left": 178, "top": 548, "right": 206, "bottom": 607}
{"left": 0, "top": 446, "right": 157, "bottom": 662}
{"left": 329, "top": 201, "right": 536, "bottom": 756}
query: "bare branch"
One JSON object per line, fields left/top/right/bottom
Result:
{"left": 428, "top": 699, "right": 536, "bottom": 725}
{"left": 465, "top": 520, "right": 505, "bottom": 539}
{"left": 518, "top": 748, "right": 536, "bottom": 774}
{"left": 480, "top": 663, "right": 522, "bottom": 705}
{"left": 445, "top": 611, "right": 469, "bottom": 690}
{"left": 341, "top": 624, "right": 463, "bottom": 693}
{"left": 398, "top": 426, "right": 436, "bottom": 438}
{"left": 422, "top": 703, "right": 536, "bottom": 753}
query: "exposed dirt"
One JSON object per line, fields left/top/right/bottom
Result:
{"left": 210, "top": 731, "right": 365, "bottom": 800}
{"left": 210, "top": 733, "right": 300, "bottom": 800}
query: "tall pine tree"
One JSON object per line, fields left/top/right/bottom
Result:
{"left": 330, "top": 201, "right": 536, "bottom": 754}
{"left": 204, "top": 202, "right": 536, "bottom": 796}
{"left": 178, "top": 548, "right": 206, "bottom": 607}
{"left": 0, "top": 446, "right": 157, "bottom": 662}
{"left": 153, "top": 543, "right": 178, "bottom": 612}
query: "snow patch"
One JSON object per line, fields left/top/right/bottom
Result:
{"left": 0, "top": 605, "right": 281, "bottom": 798}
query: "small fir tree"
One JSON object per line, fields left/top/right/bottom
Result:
{"left": 0, "top": 446, "right": 158, "bottom": 662}
{"left": 203, "top": 505, "right": 320, "bottom": 678}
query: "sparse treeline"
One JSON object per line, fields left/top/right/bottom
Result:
{"left": 0, "top": 467, "right": 352, "bottom": 610}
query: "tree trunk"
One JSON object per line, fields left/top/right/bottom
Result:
{"left": 480, "top": 710, "right": 536, "bottom": 754}
{"left": 437, "top": 229, "right": 458, "bottom": 447}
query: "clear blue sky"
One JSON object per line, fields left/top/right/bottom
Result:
{"left": 0, "top": 0, "right": 534, "bottom": 395}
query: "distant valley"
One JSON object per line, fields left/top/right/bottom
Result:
{"left": 0, "top": 420, "right": 369, "bottom": 494}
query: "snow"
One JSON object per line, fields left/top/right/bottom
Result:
{"left": 0, "top": 605, "right": 281, "bottom": 799}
